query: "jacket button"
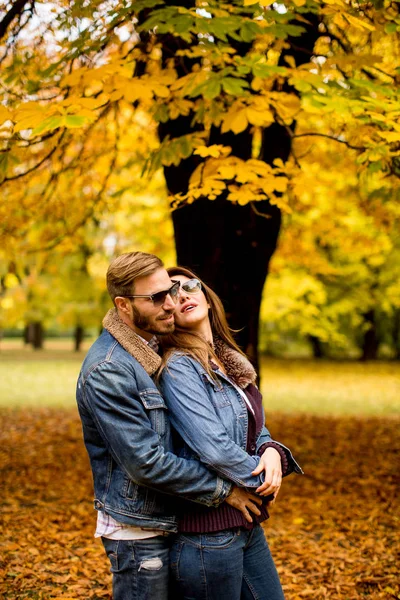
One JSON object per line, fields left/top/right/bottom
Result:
{"left": 251, "top": 444, "right": 256, "bottom": 451}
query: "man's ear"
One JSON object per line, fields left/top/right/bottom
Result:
{"left": 115, "top": 297, "right": 131, "bottom": 315}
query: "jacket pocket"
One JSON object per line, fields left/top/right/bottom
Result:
{"left": 123, "top": 477, "right": 139, "bottom": 501}
{"left": 139, "top": 389, "right": 169, "bottom": 436}
{"left": 200, "top": 372, "right": 231, "bottom": 407}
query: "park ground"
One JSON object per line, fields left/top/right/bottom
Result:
{"left": 0, "top": 341, "right": 399, "bottom": 599}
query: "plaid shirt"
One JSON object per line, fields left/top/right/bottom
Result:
{"left": 95, "top": 334, "right": 162, "bottom": 540}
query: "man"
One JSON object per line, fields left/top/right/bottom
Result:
{"left": 76, "top": 252, "right": 267, "bottom": 600}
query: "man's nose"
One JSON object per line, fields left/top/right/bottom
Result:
{"left": 162, "top": 293, "right": 177, "bottom": 310}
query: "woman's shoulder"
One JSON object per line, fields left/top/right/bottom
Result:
{"left": 161, "top": 350, "right": 202, "bottom": 371}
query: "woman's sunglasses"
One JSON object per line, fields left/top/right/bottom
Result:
{"left": 173, "top": 278, "right": 202, "bottom": 295}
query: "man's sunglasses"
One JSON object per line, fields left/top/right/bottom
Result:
{"left": 124, "top": 281, "right": 180, "bottom": 307}
{"left": 173, "top": 278, "right": 202, "bottom": 295}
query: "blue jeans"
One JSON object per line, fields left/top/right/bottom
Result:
{"left": 102, "top": 536, "right": 170, "bottom": 600}
{"left": 170, "top": 525, "right": 285, "bottom": 600}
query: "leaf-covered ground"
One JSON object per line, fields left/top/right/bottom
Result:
{"left": 0, "top": 409, "right": 399, "bottom": 600}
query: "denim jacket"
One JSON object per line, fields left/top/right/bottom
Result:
{"left": 76, "top": 309, "right": 231, "bottom": 533}
{"left": 159, "top": 348, "right": 302, "bottom": 488}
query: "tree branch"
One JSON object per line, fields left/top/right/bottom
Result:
{"left": 0, "top": 0, "right": 33, "bottom": 41}
{"left": 291, "top": 132, "right": 364, "bottom": 150}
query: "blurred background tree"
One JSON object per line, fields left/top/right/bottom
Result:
{"left": 0, "top": 0, "right": 399, "bottom": 362}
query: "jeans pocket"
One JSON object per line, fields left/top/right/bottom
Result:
{"left": 102, "top": 538, "right": 120, "bottom": 572}
{"left": 203, "top": 530, "right": 238, "bottom": 548}
{"left": 170, "top": 540, "right": 184, "bottom": 581}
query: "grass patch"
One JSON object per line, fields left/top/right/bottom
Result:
{"left": 0, "top": 340, "right": 399, "bottom": 415}
{"left": 261, "top": 357, "right": 400, "bottom": 417}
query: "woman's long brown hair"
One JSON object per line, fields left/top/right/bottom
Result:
{"left": 158, "top": 266, "right": 246, "bottom": 379}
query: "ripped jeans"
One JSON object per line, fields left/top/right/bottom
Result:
{"left": 102, "top": 536, "right": 171, "bottom": 600}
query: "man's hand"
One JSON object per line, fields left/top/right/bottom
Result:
{"left": 252, "top": 447, "right": 282, "bottom": 500}
{"left": 225, "top": 486, "right": 263, "bottom": 523}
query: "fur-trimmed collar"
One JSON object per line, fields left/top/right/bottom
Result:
{"left": 102, "top": 308, "right": 161, "bottom": 376}
{"left": 213, "top": 338, "right": 257, "bottom": 389}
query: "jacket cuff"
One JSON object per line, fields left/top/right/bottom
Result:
{"left": 258, "top": 442, "right": 289, "bottom": 476}
{"left": 212, "top": 477, "right": 233, "bottom": 507}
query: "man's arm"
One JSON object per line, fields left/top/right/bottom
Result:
{"left": 81, "top": 359, "right": 231, "bottom": 507}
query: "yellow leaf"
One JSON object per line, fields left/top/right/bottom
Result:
{"left": 274, "top": 177, "right": 289, "bottom": 192}
{"left": 243, "top": 0, "right": 259, "bottom": 4}
{"left": 123, "top": 81, "right": 153, "bottom": 102}
{"left": 332, "top": 12, "right": 348, "bottom": 28}
{"left": 293, "top": 517, "right": 304, "bottom": 525}
{"left": 284, "top": 55, "right": 296, "bottom": 69}
{"left": 222, "top": 109, "right": 248, "bottom": 134}
{"left": 246, "top": 107, "right": 274, "bottom": 127}
{"left": 194, "top": 145, "right": 231, "bottom": 158}
{"left": 344, "top": 13, "right": 375, "bottom": 31}
{"left": 377, "top": 131, "right": 400, "bottom": 143}
{"left": 218, "top": 165, "right": 237, "bottom": 179}
{"left": 292, "top": 0, "right": 306, "bottom": 6}
{"left": 4, "top": 274, "right": 19, "bottom": 289}
{"left": 152, "top": 83, "right": 170, "bottom": 98}
{"left": 14, "top": 115, "right": 44, "bottom": 133}
{"left": 0, "top": 106, "right": 12, "bottom": 125}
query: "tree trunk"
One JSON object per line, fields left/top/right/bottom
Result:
{"left": 24, "top": 324, "right": 31, "bottom": 345}
{"left": 154, "top": 7, "right": 320, "bottom": 371}
{"left": 362, "top": 310, "right": 379, "bottom": 361}
{"left": 393, "top": 310, "right": 400, "bottom": 360}
{"left": 30, "top": 322, "right": 44, "bottom": 350}
{"left": 171, "top": 197, "right": 281, "bottom": 370}
{"left": 74, "top": 325, "right": 84, "bottom": 352}
{"left": 309, "top": 335, "right": 326, "bottom": 359}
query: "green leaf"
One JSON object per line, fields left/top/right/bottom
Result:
{"left": 64, "top": 115, "right": 91, "bottom": 128}
{"left": 32, "top": 116, "right": 63, "bottom": 135}
{"left": 174, "top": 15, "right": 195, "bottom": 34}
{"left": 240, "top": 21, "right": 262, "bottom": 43}
{"left": 221, "top": 77, "right": 249, "bottom": 95}
{"left": 384, "top": 22, "right": 398, "bottom": 33}
{"left": 153, "top": 103, "right": 169, "bottom": 123}
{"left": 252, "top": 63, "right": 288, "bottom": 78}
{"left": 203, "top": 78, "right": 222, "bottom": 100}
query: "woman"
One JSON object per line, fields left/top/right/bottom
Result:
{"left": 158, "top": 267, "right": 302, "bottom": 600}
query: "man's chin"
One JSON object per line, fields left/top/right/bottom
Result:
{"left": 157, "top": 322, "right": 175, "bottom": 335}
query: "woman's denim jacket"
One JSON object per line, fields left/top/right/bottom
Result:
{"left": 159, "top": 353, "right": 302, "bottom": 487}
{"left": 76, "top": 317, "right": 233, "bottom": 534}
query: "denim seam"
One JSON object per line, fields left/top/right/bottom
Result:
{"left": 243, "top": 571, "right": 260, "bottom": 600}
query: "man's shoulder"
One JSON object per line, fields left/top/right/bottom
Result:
{"left": 81, "top": 330, "right": 147, "bottom": 378}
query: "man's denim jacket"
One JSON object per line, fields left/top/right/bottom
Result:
{"left": 159, "top": 352, "right": 302, "bottom": 487}
{"left": 76, "top": 309, "right": 233, "bottom": 533}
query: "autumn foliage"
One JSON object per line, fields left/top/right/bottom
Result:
{"left": 1, "top": 0, "right": 400, "bottom": 360}
{"left": 1, "top": 408, "right": 399, "bottom": 600}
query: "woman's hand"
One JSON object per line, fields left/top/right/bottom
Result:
{"left": 225, "top": 486, "right": 263, "bottom": 523}
{"left": 252, "top": 447, "right": 282, "bottom": 500}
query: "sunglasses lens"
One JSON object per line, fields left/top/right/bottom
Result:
{"left": 169, "top": 281, "right": 180, "bottom": 302}
{"left": 153, "top": 282, "right": 180, "bottom": 306}
{"left": 152, "top": 291, "right": 168, "bottom": 306}
{"left": 182, "top": 279, "right": 202, "bottom": 294}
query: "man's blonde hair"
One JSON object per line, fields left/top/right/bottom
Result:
{"left": 106, "top": 252, "right": 164, "bottom": 304}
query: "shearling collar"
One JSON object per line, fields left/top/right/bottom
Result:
{"left": 102, "top": 308, "right": 161, "bottom": 376}
{"left": 213, "top": 337, "right": 257, "bottom": 389}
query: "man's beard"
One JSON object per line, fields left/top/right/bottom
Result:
{"left": 132, "top": 305, "right": 175, "bottom": 335}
